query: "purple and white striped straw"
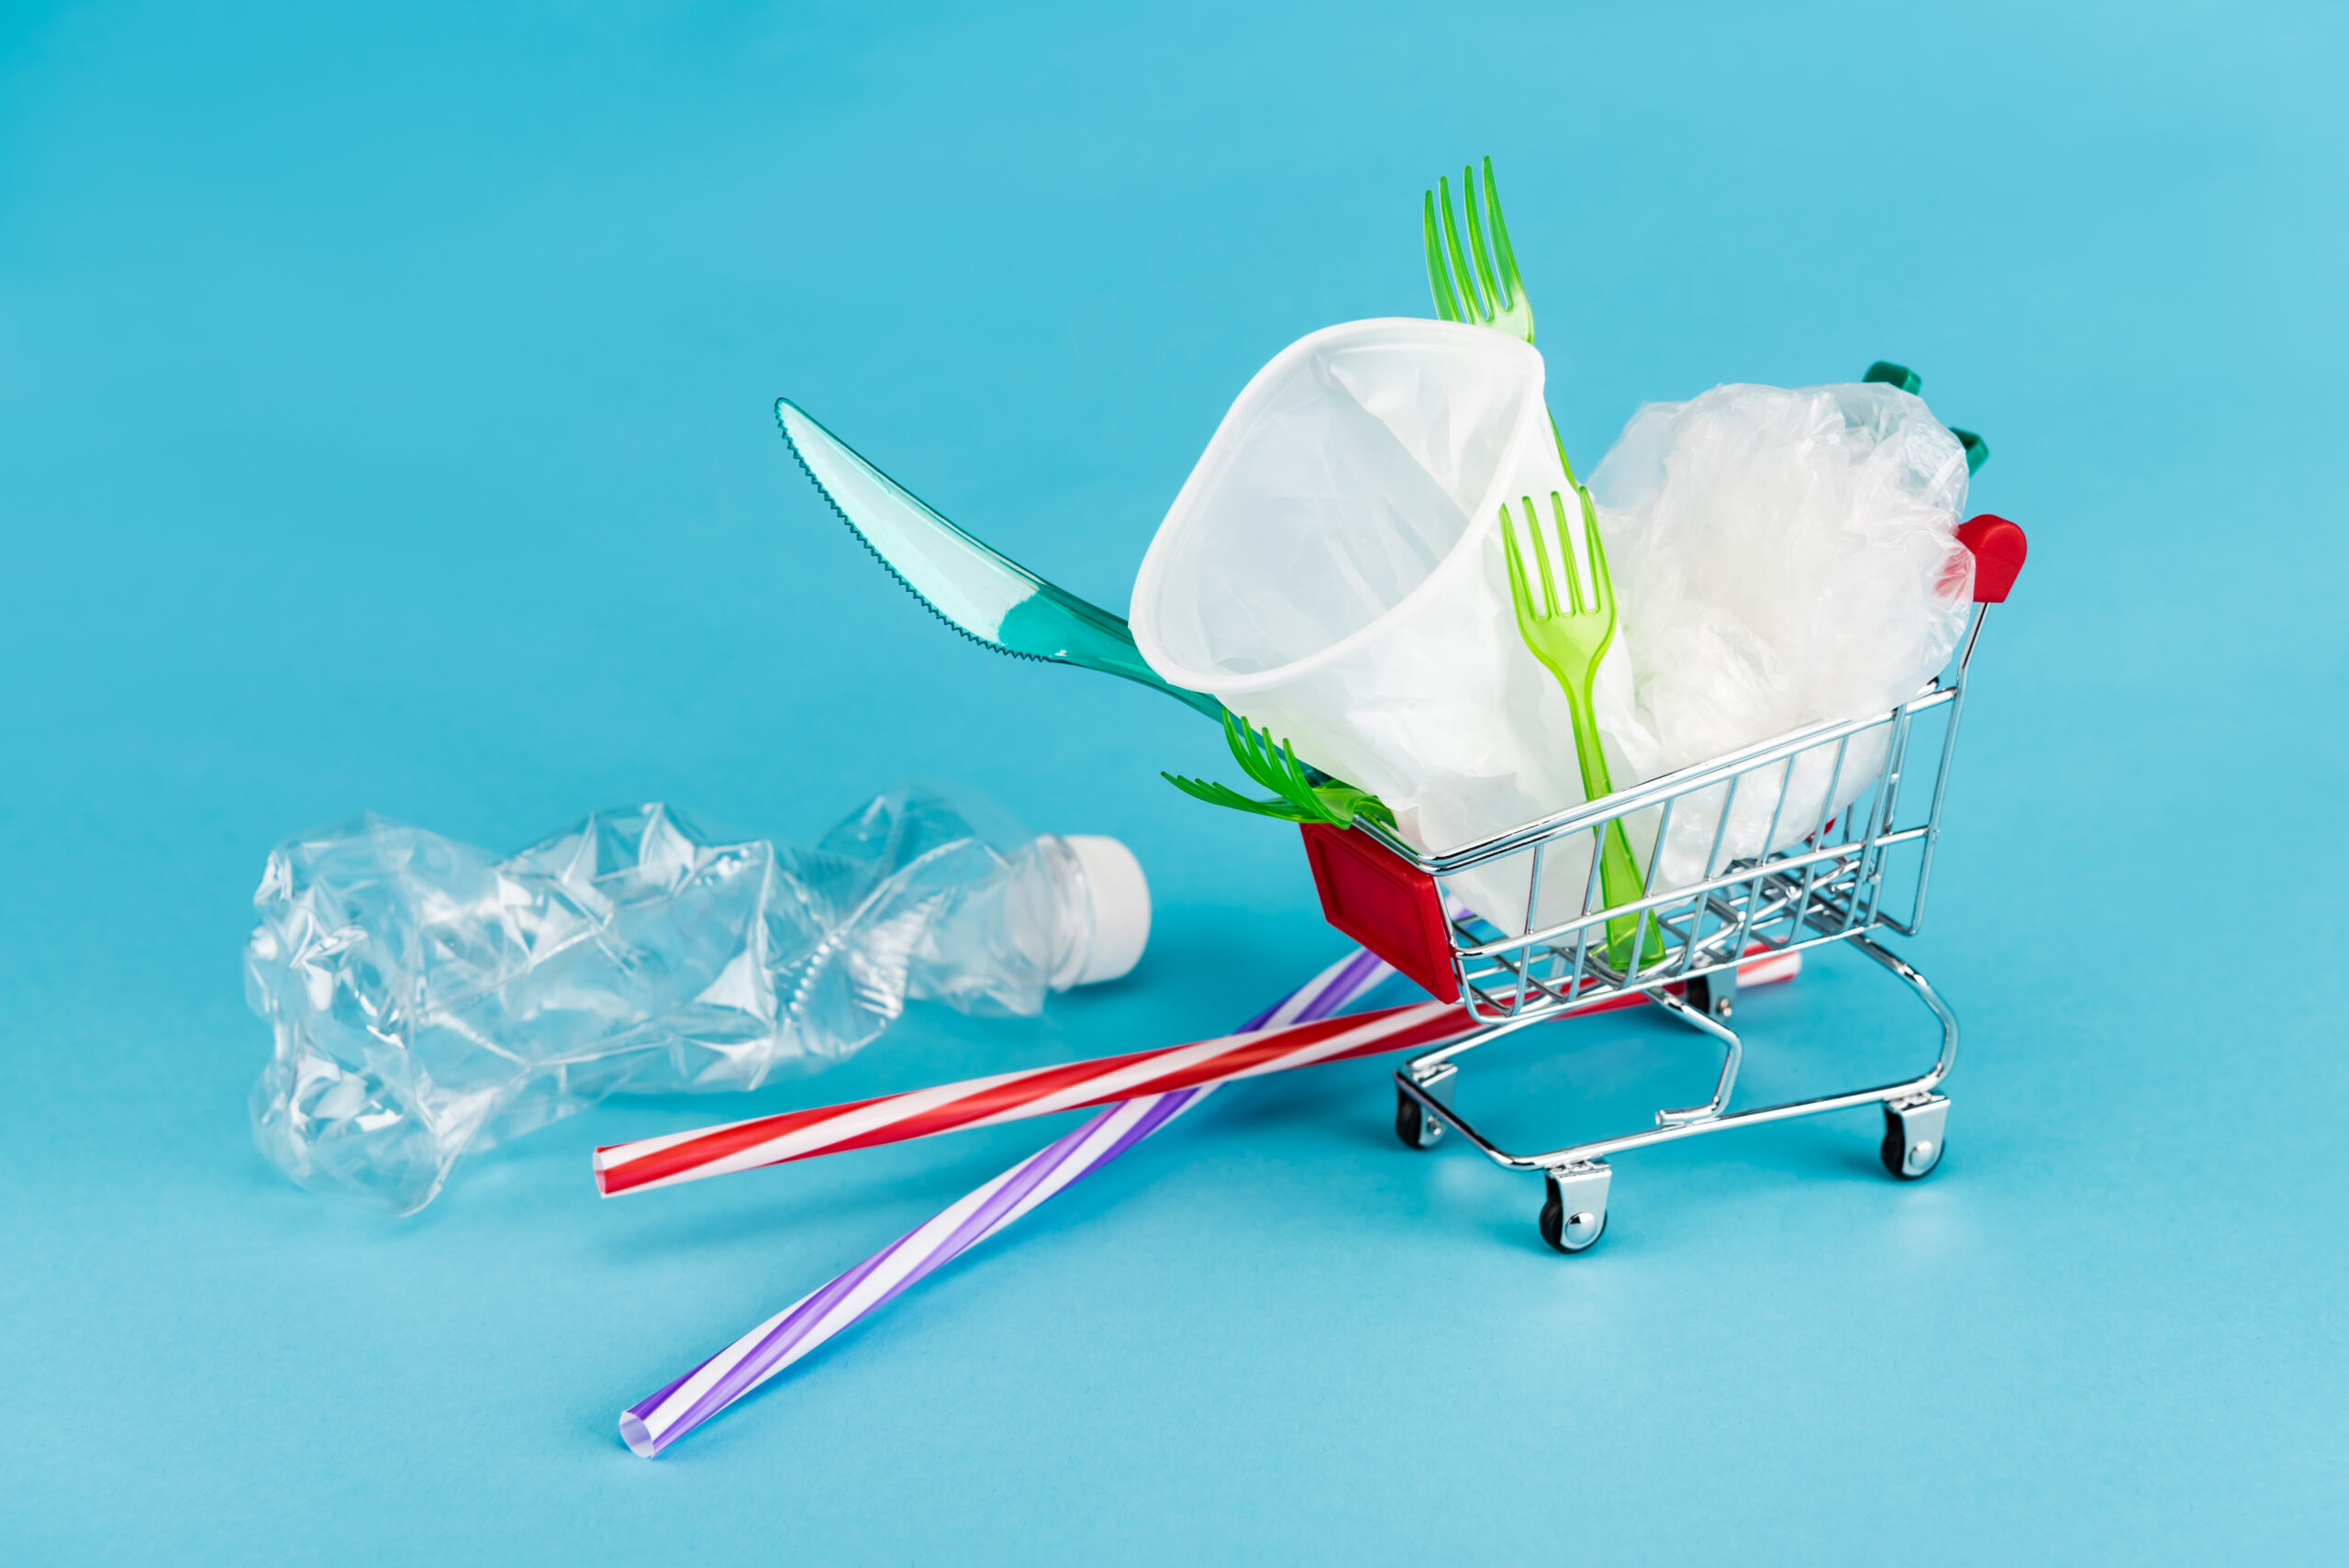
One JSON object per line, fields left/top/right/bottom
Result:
{"left": 618, "top": 944, "right": 1396, "bottom": 1457}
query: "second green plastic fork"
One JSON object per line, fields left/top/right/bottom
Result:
{"left": 1500, "top": 488, "right": 1661, "bottom": 969}
{"left": 1425, "top": 158, "right": 1535, "bottom": 344}
{"left": 1426, "top": 156, "right": 1588, "bottom": 493}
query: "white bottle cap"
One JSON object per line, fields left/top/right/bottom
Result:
{"left": 1059, "top": 834, "right": 1151, "bottom": 987}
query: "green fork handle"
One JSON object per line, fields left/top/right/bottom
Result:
{"left": 1564, "top": 682, "right": 1664, "bottom": 970}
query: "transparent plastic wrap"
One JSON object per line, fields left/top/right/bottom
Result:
{"left": 1130, "top": 318, "right": 1634, "bottom": 927}
{"left": 1590, "top": 382, "right": 1975, "bottom": 887}
{"left": 245, "top": 785, "right": 1150, "bottom": 1215}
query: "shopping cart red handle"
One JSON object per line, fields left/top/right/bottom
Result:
{"left": 1957, "top": 514, "right": 2027, "bottom": 602}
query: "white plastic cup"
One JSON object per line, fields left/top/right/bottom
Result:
{"left": 1131, "top": 318, "right": 1634, "bottom": 929}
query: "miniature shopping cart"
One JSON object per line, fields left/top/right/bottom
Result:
{"left": 1297, "top": 516, "right": 2028, "bottom": 1253}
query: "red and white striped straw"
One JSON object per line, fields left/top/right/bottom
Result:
{"left": 596, "top": 949, "right": 1808, "bottom": 1200}
{"left": 596, "top": 998, "right": 1477, "bottom": 1197}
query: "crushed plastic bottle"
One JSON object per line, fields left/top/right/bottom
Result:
{"left": 245, "top": 784, "right": 1151, "bottom": 1215}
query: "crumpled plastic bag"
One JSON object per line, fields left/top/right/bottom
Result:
{"left": 1135, "top": 327, "right": 1976, "bottom": 930}
{"left": 1590, "top": 381, "right": 1975, "bottom": 885}
{"left": 1131, "top": 317, "right": 1635, "bottom": 926}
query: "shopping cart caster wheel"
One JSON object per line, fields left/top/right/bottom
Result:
{"left": 1395, "top": 1086, "right": 1443, "bottom": 1150}
{"left": 1538, "top": 1162, "right": 1611, "bottom": 1254}
{"left": 1879, "top": 1095, "right": 1949, "bottom": 1181}
{"left": 1392, "top": 1066, "right": 1454, "bottom": 1151}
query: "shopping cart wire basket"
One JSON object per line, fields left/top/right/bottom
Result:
{"left": 1298, "top": 514, "right": 2028, "bottom": 1252}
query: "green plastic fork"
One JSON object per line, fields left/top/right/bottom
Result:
{"left": 1425, "top": 158, "right": 1535, "bottom": 344}
{"left": 1163, "top": 711, "right": 1397, "bottom": 830}
{"left": 1426, "top": 157, "right": 1585, "bottom": 487}
{"left": 1431, "top": 158, "right": 1654, "bottom": 963}
{"left": 1500, "top": 489, "right": 1661, "bottom": 969}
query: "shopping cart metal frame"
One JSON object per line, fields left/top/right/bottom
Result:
{"left": 1298, "top": 515, "right": 2026, "bottom": 1253}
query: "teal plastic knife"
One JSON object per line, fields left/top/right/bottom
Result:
{"left": 776, "top": 397, "right": 1221, "bottom": 720}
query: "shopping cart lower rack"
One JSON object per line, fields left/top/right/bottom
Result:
{"left": 1297, "top": 515, "right": 2027, "bottom": 1253}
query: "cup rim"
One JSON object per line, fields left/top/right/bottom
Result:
{"left": 1130, "top": 317, "right": 1549, "bottom": 698}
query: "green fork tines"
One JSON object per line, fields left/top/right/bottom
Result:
{"left": 1163, "top": 711, "right": 1396, "bottom": 831}
{"left": 1500, "top": 490, "right": 1616, "bottom": 739}
{"left": 1499, "top": 489, "right": 1664, "bottom": 968}
{"left": 1424, "top": 155, "right": 1582, "bottom": 489}
{"left": 1425, "top": 156, "right": 1534, "bottom": 344}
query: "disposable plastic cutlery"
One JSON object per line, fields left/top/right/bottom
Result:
{"left": 1425, "top": 158, "right": 1535, "bottom": 345}
{"left": 1427, "top": 157, "right": 1580, "bottom": 487}
{"left": 1428, "top": 158, "right": 1651, "bottom": 959}
{"left": 1499, "top": 488, "right": 1660, "bottom": 968}
{"left": 1163, "top": 712, "right": 1397, "bottom": 829}
{"left": 776, "top": 397, "right": 1221, "bottom": 718}
{"left": 777, "top": 396, "right": 1392, "bottom": 817}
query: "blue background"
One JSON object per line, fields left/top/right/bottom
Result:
{"left": 5, "top": 2, "right": 2343, "bottom": 1562}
